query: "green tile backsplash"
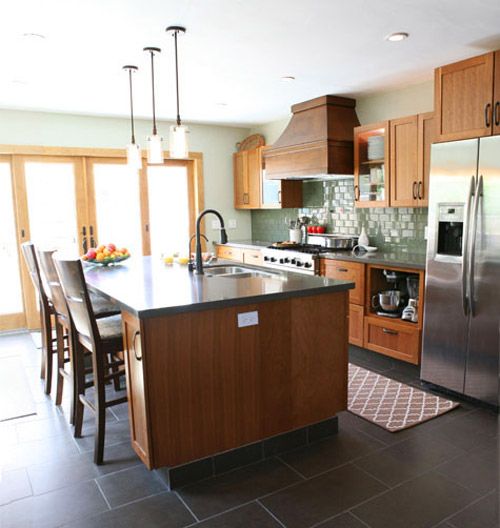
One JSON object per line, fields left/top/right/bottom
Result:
{"left": 251, "top": 179, "right": 428, "bottom": 254}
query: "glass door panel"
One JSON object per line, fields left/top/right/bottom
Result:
{"left": 0, "top": 161, "right": 25, "bottom": 328}
{"left": 147, "top": 165, "right": 190, "bottom": 258}
{"left": 91, "top": 161, "right": 143, "bottom": 256}
{"left": 24, "top": 161, "right": 80, "bottom": 252}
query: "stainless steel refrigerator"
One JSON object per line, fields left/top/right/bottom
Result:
{"left": 421, "top": 136, "right": 500, "bottom": 407}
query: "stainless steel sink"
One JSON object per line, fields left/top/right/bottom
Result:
{"left": 204, "top": 265, "right": 281, "bottom": 279}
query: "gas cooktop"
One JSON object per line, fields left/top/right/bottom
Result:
{"left": 266, "top": 243, "right": 331, "bottom": 255}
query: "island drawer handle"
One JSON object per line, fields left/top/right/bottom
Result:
{"left": 132, "top": 330, "right": 142, "bottom": 361}
{"left": 336, "top": 267, "right": 349, "bottom": 273}
{"left": 382, "top": 328, "right": 398, "bottom": 336}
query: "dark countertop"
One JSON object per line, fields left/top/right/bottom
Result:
{"left": 84, "top": 256, "right": 354, "bottom": 318}
{"left": 218, "top": 240, "right": 426, "bottom": 270}
{"left": 319, "top": 250, "right": 426, "bottom": 270}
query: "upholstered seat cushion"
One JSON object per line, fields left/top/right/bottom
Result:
{"left": 90, "top": 292, "right": 120, "bottom": 317}
{"left": 96, "top": 314, "right": 123, "bottom": 341}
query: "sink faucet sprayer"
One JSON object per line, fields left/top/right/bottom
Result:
{"left": 193, "top": 209, "right": 228, "bottom": 274}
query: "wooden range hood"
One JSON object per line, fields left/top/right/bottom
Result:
{"left": 264, "top": 95, "right": 360, "bottom": 179}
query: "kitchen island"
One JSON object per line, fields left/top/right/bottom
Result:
{"left": 85, "top": 256, "right": 353, "bottom": 487}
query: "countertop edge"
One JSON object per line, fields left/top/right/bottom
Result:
{"left": 129, "top": 282, "right": 353, "bottom": 319}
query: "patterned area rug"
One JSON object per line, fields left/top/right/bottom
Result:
{"left": 348, "top": 363, "right": 459, "bottom": 432}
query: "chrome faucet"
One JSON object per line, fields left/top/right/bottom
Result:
{"left": 194, "top": 209, "right": 228, "bottom": 274}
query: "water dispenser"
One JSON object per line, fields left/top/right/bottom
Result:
{"left": 437, "top": 204, "right": 464, "bottom": 257}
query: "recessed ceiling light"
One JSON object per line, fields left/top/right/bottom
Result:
{"left": 385, "top": 32, "right": 409, "bottom": 42}
{"left": 22, "top": 32, "right": 47, "bottom": 40}
{"left": 216, "top": 102, "right": 228, "bottom": 107}
{"left": 281, "top": 76, "right": 295, "bottom": 82}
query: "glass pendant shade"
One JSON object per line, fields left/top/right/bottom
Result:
{"left": 147, "top": 134, "right": 164, "bottom": 164}
{"left": 127, "top": 142, "right": 142, "bottom": 169}
{"left": 169, "top": 124, "right": 189, "bottom": 159}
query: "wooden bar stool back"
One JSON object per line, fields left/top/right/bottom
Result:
{"left": 37, "top": 249, "right": 75, "bottom": 420}
{"left": 53, "top": 255, "right": 127, "bottom": 465}
{"left": 21, "top": 242, "right": 55, "bottom": 395}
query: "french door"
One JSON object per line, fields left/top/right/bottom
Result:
{"left": 13, "top": 156, "right": 88, "bottom": 328}
{"left": 3, "top": 150, "right": 202, "bottom": 331}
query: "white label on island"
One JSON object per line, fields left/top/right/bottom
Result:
{"left": 237, "top": 311, "right": 259, "bottom": 328}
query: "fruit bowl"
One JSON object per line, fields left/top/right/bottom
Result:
{"left": 83, "top": 254, "right": 130, "bottom": 266}
{"left": 81, "top": 243, "right": 130, "bottom": 266}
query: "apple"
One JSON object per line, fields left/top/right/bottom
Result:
{"left": 86, "top": 249, "right": 97, "bottom": 260}
{"left": 107, "top": 243, "right": 116, "bottom": 252}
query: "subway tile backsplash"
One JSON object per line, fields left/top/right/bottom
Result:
{"left": 251, "top": 179, "right": 428, "bottom": 254}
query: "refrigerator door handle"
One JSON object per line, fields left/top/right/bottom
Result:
{"left": 468, "top": 175, "right": 483, "bottom": 317}
{"left": 461, "top": 176, "right": 476, "bottom": 316}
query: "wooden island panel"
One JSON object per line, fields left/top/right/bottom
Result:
{"left": 124, "top": 291, "right": 348, "bottom": 468}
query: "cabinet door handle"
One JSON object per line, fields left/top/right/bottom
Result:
{"left": 354, "top": 185, "right": 360, "bottom": 201}
{"left": 418, "top": 181, "right": 423, "bottom": 200}
{"left": 495, "top": 101, "right": 500, "bottom": 126}
{"left": 412, "top": 181, "right": 417, "bottom": 200}
{"left": 132, "top": 330, "right": 142, "bottom": 361}
{"left": 383, "top": 328, "right": 398, "bottom": 336}
{"left": 485, "top": 103, "right": 492, "bottom": 128}
{"left": 277, "top": 190, "right": 281, "bottom": 204}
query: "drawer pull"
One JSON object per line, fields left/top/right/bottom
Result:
{"left": 382, "top": 328, "right": 398, "bottom": 336}
{"left": 337, "top": 268, "right": 349, "bottom": 273}
{"left": 132, "top": 330, "right": 142, "bottom": 361}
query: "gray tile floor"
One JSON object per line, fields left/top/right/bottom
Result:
{"left": 0, "top": 333, "right": 498, "bottom": 528}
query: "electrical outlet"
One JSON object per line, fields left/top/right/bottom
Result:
{"left": 237, "top": 311, "right": 259, "bottom": 328}
{"left": 228, "top": 219, "right": 237, "bottom": 229}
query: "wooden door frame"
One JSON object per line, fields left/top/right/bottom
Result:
{"left": 0, "top": 155, "right": 26, "bottom": 331}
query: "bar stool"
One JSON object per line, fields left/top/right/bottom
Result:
{"left": 37, "top": 248, "right": 121, "bottom": 413}
{"left": 53, "top": 254, "right": 127, "bottom": 464}
{"left": 21, "top": 242, "right": 57, "bottom": 395}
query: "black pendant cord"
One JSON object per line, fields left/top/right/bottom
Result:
{"left": 128, "top": 69, "right": 136, "bottom": 144}
{"left": 149, "top": 50, "right": 158, "bottom": 135}
{"left": 174, "top": 30, "right": 181, "bottom": 126}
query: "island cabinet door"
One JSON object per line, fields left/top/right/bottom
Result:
{"left": 122, "top": 311, "right": 153, "bottom": 468}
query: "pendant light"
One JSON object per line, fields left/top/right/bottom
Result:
{"left": 166, "top": 26, "right": 189, "bottom": 159}
{"left": 122, "top": 65, "right": 142, "bottom": 169}
{"left": 143, "top": 46, "right": 164, "bottom": 164}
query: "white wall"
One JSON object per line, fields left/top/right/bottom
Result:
{"left": 251, "top": 80, "right": 435, "bottom": 144}
{"left": 0, "top": 109, "right": 251, "bottom": 243}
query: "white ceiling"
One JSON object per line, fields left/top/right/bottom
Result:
{"left": 1, "top": 0, "right": 500, "bottom": 126}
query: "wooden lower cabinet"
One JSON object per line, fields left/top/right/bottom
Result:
{"left": 364, "top": 316, "right": 420, "bottom": 365}
{"left": 123, "top": 292, "right": 348, "bottom": 469}
{"left": 242, "top": 248, "right": 263, "bottom": 265}
{"left": 349, "top": 304, "right": 364, "bottom": 347}
{"left": 319, "top": 259, "right": 365, "bottom": 306}
{"left": 122, "top": 311, "right": 153, "bottom": 468}
{"left": 215, "top": 245, "right": 244, "bottom": 262}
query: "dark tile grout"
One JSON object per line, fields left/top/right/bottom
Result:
{"left": 257, "top": 499, "right": 288, "bottom": 528}
{"left": 2, "top": 333, "right": 497, "bottom": 528}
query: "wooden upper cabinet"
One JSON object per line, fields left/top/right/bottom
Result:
{"left": 390, "top": 115, "right": 419, "bottom": 207}
{"left": 416, "top": 112, "right": 435, "bottom": 206}
{"left": 494, "top": 50, "right": 500, "bottom": 135}
{"left": 435, "top": 52, "right": 495, "bottom": 141}
{"left": 234, "top": 150, "right": 247, "bottom": 209}
{"left": 233, "top": 148, "right": 261, "bottom": 209}
{"left": 353, "top": 122, "right": 390, "bottom": 208}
